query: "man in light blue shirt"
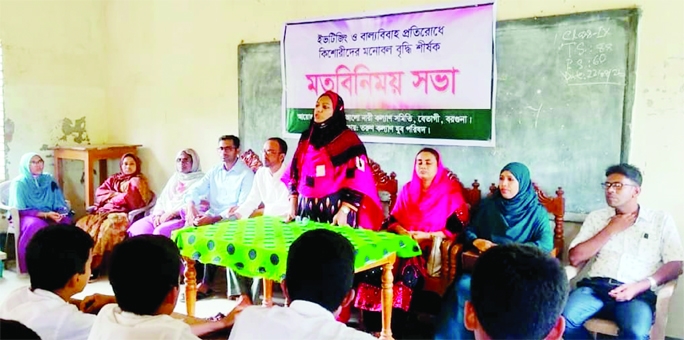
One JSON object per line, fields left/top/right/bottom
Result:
{"left": 183, "top": 135, "right": 254, "bottom": 300}
{"left": 184, "top": 135, "right": 254, "bottom": 224}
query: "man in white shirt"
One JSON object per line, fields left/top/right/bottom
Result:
{"left": 228, "top": 137, "right": 290, "bottom": 220}
{"left": 223, "top": 137, "right": 290, "bottom": 306}
{"left": 183, "top": 135, "right": 254, "bottom": 299}
{"left": 0, "top": 225, "right": 115, "bottom": 340}
{"left": 563, "top": 164, "right": 684, "bottom": 340}
{"left": 229, "top": 229, "right": 376, "bottom": 340}
{"left": 88, "top": 235, "right": 240, "bottom": 340}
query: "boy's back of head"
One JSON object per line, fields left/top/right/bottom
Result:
{"left": 108, "top": 235, "right": 181, "bottom": 315}
{"left": 26, "top": 224, "right": 93, "bottom": 292}
{"left": 469, "top": 244, "right": 568, "bottom": 340}
{"left": 285, "top": 229, "right": 355, "bottom": 312}
{"left": 0, "top": 319, "right": 41, "bottom": 339}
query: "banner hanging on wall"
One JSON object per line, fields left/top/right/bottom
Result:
{"left": 282, "top": 2, "right": 496, "bottom": 146}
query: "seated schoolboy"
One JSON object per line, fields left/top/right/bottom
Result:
{"left": 465, "top": 244, "right": 568, "bottom": 340}
{"left": 228, "top": 229, "right": 377, "bottom": 340}
{"left": 88, "top": 235, "right": 240, "bottom": 340}
{"left": 0, "top": 319, "right": 41, "bottom": 339}
{"left": 0, "top": 224, "right": 115, "bottom": 340}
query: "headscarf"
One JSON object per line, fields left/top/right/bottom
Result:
{"left": 96, "top": 153, "right": 153, "bottom": 208}
{"left": 494, "top": 162, "right": 544, "bottom": 228}
{"left": 152, "top": 149, "right": 204, "bottom": 215}
{"left": 8, "top": 152, "right": 68, "bottom": 212}
{"left": 391, "top": 149, "right": 469, "bottom": 237}
{"left": 299, "top": 90, "right": 349, "bottom": 149}
{"left": 288, "top": 91, "right": 367, "bottom": 190}
{"left": 469, "top": 162, "right": 550, "bottom": 250}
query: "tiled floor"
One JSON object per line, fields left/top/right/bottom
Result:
{"left": 0, "top": 267, "right": 239, "bottom": 319}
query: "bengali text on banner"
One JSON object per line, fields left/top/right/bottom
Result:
{"left": 281, "top": 2, "right": 496, "bottom": 146}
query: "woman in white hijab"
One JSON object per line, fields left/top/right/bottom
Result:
{"left": 128, "top": 149, "right": 204, "bottom": 238}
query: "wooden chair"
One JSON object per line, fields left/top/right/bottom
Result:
{"left": 438, "top": 171, "right": 482, "bottom": 291}
{"left": 565, "top": 266, "right": 676, "bottom": 340}
{"left": 239, "top": 149, "right": 263, "bottom": 173}
{"left": 367, "top": 158, "right": 398, "bottom": 218}
{"left": 239, "top": 149, "right": 264, "bottom": 216}
{"left": 451, "top": 182, "right": 566, "bottom": 288}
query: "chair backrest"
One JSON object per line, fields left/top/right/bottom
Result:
{"left": 367, "top": 158, "right": 398, "bottom": 217}
{"left": 0, "top": 180, "right": 11, "bottom": 205}
{"left": 488, "top": 183, "right": 565, "bottom": 258}
{"left": 445, "top": 169, "right": 481, "bottom": 209}
{"left": 240, "top": 149, "right": 263, "bottom": 173}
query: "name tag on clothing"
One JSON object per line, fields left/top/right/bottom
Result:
{"left": 316, "top": 165, "right": 326, "bottom": 177}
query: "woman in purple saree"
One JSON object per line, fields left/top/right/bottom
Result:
{"left": 8, "top": 153, "right": 71, "bottom": 273}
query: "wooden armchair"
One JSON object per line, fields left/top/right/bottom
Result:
{"left": 451, "top": 183, "right": 565, "bottom": 287}
{"left": 239, "top": 149, "right": 264, "bottom": 217}
{"left": 565, "top": 266, "right": 676, "bottom": 340}
{"left": 437, "top": 171, "right": 482, "bottom": 293}
{"left": 239, "top": 149, "right": 263, "bottom": 173}
{"left": 367, "top": 158, "right": 398, "bottom": 217}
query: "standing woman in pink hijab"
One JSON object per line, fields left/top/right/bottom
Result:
{"left": 282, "top": 90, "right": 383, "bottom": 231}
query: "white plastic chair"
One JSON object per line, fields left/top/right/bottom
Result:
{"left": 0, "top": 180, "right": 21, "bottom": 273}
{"left": 565, "top": 265, "right": 677, "bottom": 340}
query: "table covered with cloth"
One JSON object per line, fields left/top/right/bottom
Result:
{"left": 172, "top": 216, "right": 422, "bottom": 282}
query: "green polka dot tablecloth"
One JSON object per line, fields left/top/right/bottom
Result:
{"left": 172, "top": 216, "right": 421, "bottom": 282}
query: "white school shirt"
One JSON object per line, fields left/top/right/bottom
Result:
{"left": 0, "top": 287, "right": 95, "bottom": 340}
{"left": 87, "top": 304, "right": 199, "bottom": 340}
{"left": 183, "top": 160, "right": 254, "bottom": 216}
{"left": 229, "top": 300, "right": 377, "bottom": 340}
{"left": 570, "top": 206, "right": 684, "bottom": 284}
{"left": 232, "top": 166, "right": 290, "bottom": 219}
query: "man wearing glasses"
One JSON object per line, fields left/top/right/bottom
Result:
{"left": 182, "top": 135, "right": 255, "bottom": 301}
{"left": 563, "top": 164, "right": 683, "bottom": 340}
{"left": 226, "top": 137, "right": 290, "bottom": 220}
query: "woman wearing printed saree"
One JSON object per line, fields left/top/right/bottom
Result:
{"left": 128, "top": 149, "right": 203, "bottom": 238}
{"left": 282, "top": 90, "right": 383, "bottom": 231}
{"left": 434, "top": 162, "right": 553, "bottom": 340}
{"left": 76, "top": 153, "right": 153, "bottom": 277}
{"left": 8, "top": 153, "right": 72, "bottom": 274}
{"left": 354, "top": 148, "right": 470, "bottom": 331}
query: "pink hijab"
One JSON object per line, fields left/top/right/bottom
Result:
{"left": 391, "top": 149, "right": 469, "bottom": 239}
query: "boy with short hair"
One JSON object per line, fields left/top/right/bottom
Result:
{"left": 88, "top": 235, "right": 239, "bottom": 339}
{"left": 0, "top": 224, "right": 115, "bottom": 340}
{"left": 465, "top": 244, "right": 568, "bottom": 340}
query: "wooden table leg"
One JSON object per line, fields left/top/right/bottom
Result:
{"left": 184, "top": 257, "right": 197, "bottom": 317}
{"left": 381, "top": 259, "right": 394, "bottom": 340}
{"left": 98, "top": 159, "right": 108, "bottom": 186}
{"left": 54, "top": 157, "right": 63, "bottom": 188}
{"left": 263, "top": 279, "right": 273, "bottom": 307}
{"left": 84, "top": 160, "right": 95, "bottom": 207}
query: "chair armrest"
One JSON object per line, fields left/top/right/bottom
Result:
{"left": 443, "top": 240, "right": 464, "bottom": 286}
{"left": 128, "top": 206, "right": 152, "bottom": 224}
{"left": 652, "top": 279, "right": 677, "bottom": 340}
{"left": 565, "top": 265, "right": 580, "bottom": 281}
{"left": 0, "top": 203, "right": 18, "bottom": 233}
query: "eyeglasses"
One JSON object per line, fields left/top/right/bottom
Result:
{"left": 601, "top": 182, "right": 637, "bottom": 190}
{"left": 218, "top": 146, "right": 236, "bottom": 151}
{"left": 263, "top": 149, "right": 280, "bottom": 156}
